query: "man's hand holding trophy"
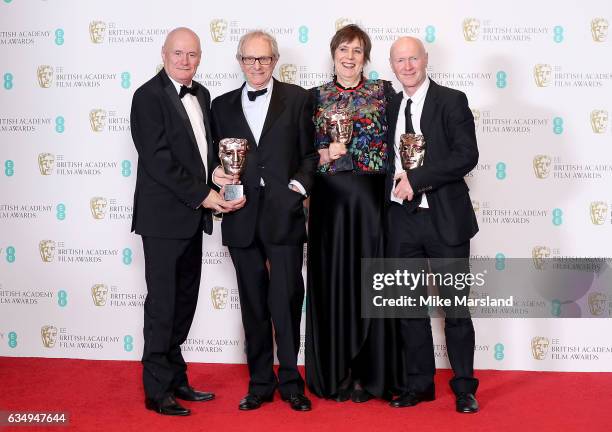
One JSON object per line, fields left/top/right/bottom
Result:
{"left": 207, "top": 137, "right": 249, "bottom": 213}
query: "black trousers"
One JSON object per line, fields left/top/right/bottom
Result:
{"left": 385, "top": 203, "right": 478, "bottom": 395}
{"left": 141, "top": 232, "right": 203, "bottom": 401}
{"left": 228, "top": 190, "right": 305, "bottom": 398}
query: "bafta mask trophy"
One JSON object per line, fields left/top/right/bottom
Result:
{"left": 219, "top": 138, "right": 249, "bottom": 200}
{"left": 399, "top": 133, "right": 426, "bottom": 170}
{"left": 322, "top": 103, "right": 354, "bottom": 170}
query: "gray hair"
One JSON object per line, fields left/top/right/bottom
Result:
{"left": 235, "top": 30, "right": 280, "bottom": 60}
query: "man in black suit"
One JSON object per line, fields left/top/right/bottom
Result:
{"left": 211, "top": 30, "right": 318, "bottom": 412}
{"left": 385, "top": 37, "right": 480, "bottom": 413}
{"left": 130, "top": 27, "right": 245, "bottom": 416}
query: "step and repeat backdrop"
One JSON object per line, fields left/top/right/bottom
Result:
{"left": 1, "top": 0, "right": 611, "bottom": 371}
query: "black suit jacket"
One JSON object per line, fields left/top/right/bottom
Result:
{"left": 211, "top": 79, "right": 318, "bottom": 247}
{"left": 130, "top": 69, "right": 214, "bottom": 239}
{"left": 385, "top": 79, "right": 479, "bottom": 246}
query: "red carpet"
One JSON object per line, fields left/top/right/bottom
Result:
{"left": 0, "top": 358, "right": 610, "bottom": 432}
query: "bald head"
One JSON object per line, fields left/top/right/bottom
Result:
{"left": 389, "top": 37, "right": 428, "bottom": 96}
{"left": 162, "top": 27, "right": 202, "bottom": 85}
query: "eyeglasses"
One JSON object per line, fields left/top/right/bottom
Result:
{"left": 241, "top": 56, "right": 274, "bottom": 66}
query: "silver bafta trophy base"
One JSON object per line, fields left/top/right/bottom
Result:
{"left": 219, "top": 137, "right": 249, "bottom": 200}
{"left": 399, "top": 133, "right": 426, "bottom": 170}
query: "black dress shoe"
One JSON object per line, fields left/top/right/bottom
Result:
{"left": 174, "top": 385, "right": 215, "bottom": 402}
{"left": 145, "top": 395, "right": 190, "bottom": 416}
{"left": 330, "top": 387, "right": 351, "bottom": 402}
{"left": 238, "top": 393, "right": 273, "bottom": 411}
{"left": 281, "top": 393, "right": 312, "bottom": 411}
{"left": 351, "top": 388, "right": 374, "bottom": 403}
{"left": 389, "top": 390, "right": 435, "bottom": 408}
{"left": 456, "top": 392, "right": 479, "bottom": 413}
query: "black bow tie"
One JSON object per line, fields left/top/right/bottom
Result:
{"left": 247, "top": 88, "right": 267, "bottom": 101}
{"left": 179, "top": 84, "right": 198, "bottom": 99}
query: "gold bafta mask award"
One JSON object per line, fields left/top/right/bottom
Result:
{"left": 590, "top": 109, "right": 608, "bottom": 134}
{"left": 219, "top": 138, "right": 249, "bottom": 201}
{"left": 89, "top": 21, "right": 106, "bottom": 44}
{"left": 37, "top": 65, "right": 53, "bottom": 88}
{"left": 590, "top": 201, "right": 608, "bottom": 225}
{"left": 462, "top": 18, "right": 480, "bottom": 42}
{"left": 39, "top": 240, "right": 56, "bottom": 263}
{"left": 533, "top": 64, "right": 552, "bottom": 87}
{"left": 211, "top": 286, "right": 229, "bottom": 310}
{"left": 90, "top": 197, "right": 108, "bottom": 219}
{"left": 91, "top": 284, "right": 108, "bottom": 306}
{"left": 89, "top": 109, "right": 107, "bottom": 132}
{"left": 280, "top": 64, "right": 297, "bottom": 84}
{"left": 41, "top": 325, "right": 58, "bottom": 348}
{"left": 533, "top": 155, "right": 552, "bottom": 179}
{"left": 532, "top": 246, "right": 551, "bottom": 270}
{"left": 531, "top": 336, "right": 549, "bottom": 360}
{"left": 38, "top": 153, "right": 55, "bottom": 176}
{"left": 210, "top": 19, "right": 228, "bottom": 43}
{"left": 588, "top": 292, "right": 607, "bottom": 316}
{"left": 399, "top": 133, "right": 426, "bottom": 170}
{"left": 323, "top": 104, "right": 354, "bottom": 152}
{"left": 591, "top": 18, "right": 609, "bottom": 42}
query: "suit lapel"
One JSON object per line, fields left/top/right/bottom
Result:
{"left": 195, "top": 86, "right": 212, "bottom": 176}
{"left": 420, "top": 80, "right": 438, "bottom": 140}
{"left": 229, "top": 84, "right": 258, "bottom": 147}
{"left": 386, "top": 92, "right": 403, "bottom": 167}
{"left": 161, "top": 72, "right": 199, "bottom": 151}
{"left": 259, "top": 79, "right": 285, "bottom": 147}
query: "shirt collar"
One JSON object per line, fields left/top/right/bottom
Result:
{"left": 167, "top": 72, "right": 194, "bottom": 95}
{"left": 244, "top": 78, "right": 274, "bottom": 97}
{"left": 402, "top": 76, "right": 430, "bottom": 104}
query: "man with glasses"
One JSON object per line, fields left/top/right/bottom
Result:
{"left": 211, "top": 30, "right": 318, "bottom": 412}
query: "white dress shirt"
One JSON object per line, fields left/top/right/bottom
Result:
{"left": 168, "top": 75, "right": 208, "bottom": 174}
{"left": 391, "top": 77, "right": 430, "bottom": 207}
{"left": 239, "top": 79, "right": 305, "bottom": 195}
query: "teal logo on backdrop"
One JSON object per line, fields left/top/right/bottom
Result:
{"left": 552, "top": 208, "right": 563, "bottom": 226}
{"left": 124, "top": 335, "right": 134, "bottom": 352}
{"left": 122, "top": 248, "right": 132, "bottom": 265}
{"left": 6, "top": 246, "right": 16, "bottom": 263}
{"left": 3, "top": 73, "right": 13, "bottom": 90}
{"left": 553, "top": 26, "right": 564, "bottom": 43}
{"left": 496, "top": 71, "right": 507, "bottom": 88}
{"left": 57, "top": 290, "right": 68, "bottom": 307}
{"left": 552, "top": 117, "right": 563, "bottom": 134}
{"left": 368, "top": 71, "right": 379, "bottom": 80}
{"left": 3, "top": 0, "right": 13, "bottom": 4}
{"left": 55, "top": 116, "right": 65, "bottom": 133}
{"left": 4, "top": 160, "right": 14, "bottom": 176}
{"left": 121, "top": 160, "right": 131, "bottom": 177}
{"left": 425, "top": 25, "right": 436, "bottom": 43}
{"left": 56, "top": 203, "right": 66, "bottom": 220}
{"left": 551, "top": 299, "right": 561, "bottom": 316}
{"left": 495, "top": 162, "right": 506, "bottom": 180}
{"left": 298, "top": 26, "right": 309, "bottom": 43}
{"left": 494, "top": 343, "right": 504, "bottom": 360}
{"left": 8, "top": 332, "right": 17, "bottom": 348}
{"left": 4, "top": 159, "right": 15, "bottom": 176}
{"left": 120, "top": 72, "right": 131, "bottom": 89}
{"left": 54, "top": 29, "right": 65, "bottom": 45}
{"left": 495, "top": 253, "right": 505, "bottom": 271}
